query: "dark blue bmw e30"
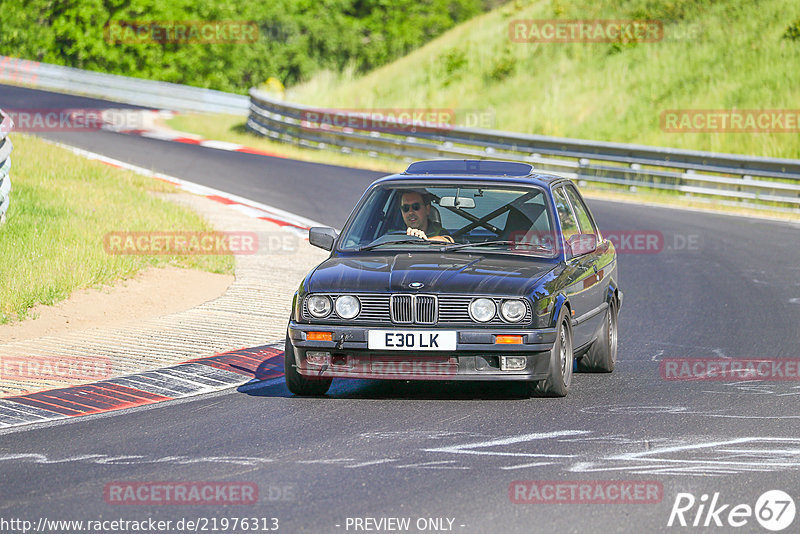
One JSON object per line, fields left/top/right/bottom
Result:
{"left": 285, "top": 159, "right": 622, "bottom": 397}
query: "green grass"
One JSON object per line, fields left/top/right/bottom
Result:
{"left": 287, "top": 0, "right": 800, "bottom": 159}
{"left": 0, "top": 134, "right": 233, "bottom": 324}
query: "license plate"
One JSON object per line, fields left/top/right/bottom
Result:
{"left": 368, "top": 330, "right": 456, "bottom": 351}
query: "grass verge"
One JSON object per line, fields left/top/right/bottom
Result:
{"left": 0, "top": 134, "right": 233, "bottom": 324}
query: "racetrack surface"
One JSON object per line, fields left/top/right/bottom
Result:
{"left": 2, "top": 84, "right": 800, "bottom": 533}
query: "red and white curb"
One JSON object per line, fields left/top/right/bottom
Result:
{"left": 46, "top": 140, "right": 327, "bottom": 237}
{"left": 120, "top": 127, "right": 288, "bottom": 159}
{"left": 101, "top": 109, "right": 288, "bottom": 159}
{"left": 0, "top": 344, "right": 285, "bottom": 431}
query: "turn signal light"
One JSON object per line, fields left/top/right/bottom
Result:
{"left": 307, "top": 331, "right": 333, "bottom": 342}
{"left": 495, "top": 335, "right": 523, "bottom": 344}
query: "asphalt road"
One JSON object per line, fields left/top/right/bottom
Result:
{"left": 2, "top": 84, "right": 800, "bottom": 533}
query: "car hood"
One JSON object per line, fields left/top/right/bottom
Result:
{"left": 306, "top": 252, "right": 559, "bottom": 296}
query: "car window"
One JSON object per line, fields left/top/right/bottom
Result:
{"left": 436, "top": 188, "right": 510, "bottom": 232}
{"left": 553, "top": 187, "right": 579, "bottom": 241}
{"left": 337, "top": 184, "right": 557, "bottom": 256}
{"left": 340, "top": 187, "right": 393, "bottom": 249}
{"left": 564, "top": 185, "right": 597, "bottom": 237}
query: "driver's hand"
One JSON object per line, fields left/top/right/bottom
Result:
{"left": 406, "top": 227, "right": 427, "bottom": 239}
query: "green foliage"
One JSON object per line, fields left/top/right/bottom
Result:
{"left": 0, "top": 0, "right": 490, "bottom": 93}
{"left": 440, "top": 48, "right": 468, "bottom": 85}
{"left": 784, "top": 19, "right": 800, "bottom": 41}
{"left": 486, "top": 46, "right": 515, "bottom": 82}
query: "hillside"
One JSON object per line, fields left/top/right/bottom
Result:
{"left": 0, "top": 0, "right": 493, "bottom": 93}
{"left": 289, "top": 0, "right": 800, "bottom": 158}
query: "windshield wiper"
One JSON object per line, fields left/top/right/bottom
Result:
{"left": 441, "top": 240, "right": 552, "bottom": 253}
{"left": 359, "top": 238, "right": 438, "bottom": 251}
{"left": 440, "top": 240, "right": 511, "bottom": 251}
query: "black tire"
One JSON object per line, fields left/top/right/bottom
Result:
{"left": 577, "top": 300, "right": 618, "bottom": 373}
{"left": 530, "top": 307, "right": 573, "bottom": 397}
{"left": 284, "top": 335, "right": 332, "bottom": 396}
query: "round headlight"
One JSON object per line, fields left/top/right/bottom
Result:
{"left": 307, "top": 295, "right": 332, "bottom": 318}
{"left": 335, "top": 295, "right": 360, "bottom": 319}
{"left": 469, "top": 298, "right": 497, "bottom": 323}
{"left": 501, "top": 299, "right": 527, "bottom": 322}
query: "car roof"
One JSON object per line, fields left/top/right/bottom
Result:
{"left": 372, "top": 159, "right": 568, "bottom": 190}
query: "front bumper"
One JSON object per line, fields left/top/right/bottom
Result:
{"left": 287, "top": 322, "right": 556, "bottom": 381}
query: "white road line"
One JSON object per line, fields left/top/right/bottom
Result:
{"left": 344, "top": 459, "right": 398, "bottom": 468}
{"left": 423, "top": 430, "right": 590, "bottom": 456}
{"left": 499, "top": 462, "right": 555, "bottom": 470}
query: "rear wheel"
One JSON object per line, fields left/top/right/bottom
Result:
{"left": 530, "top": 307, "right": 573, "bottom": 397}
{"left": 577, "top": 300, "right": 618, "bottom": 373}
{"left": 284, "top": 335, "right": 332, "bottom": 396}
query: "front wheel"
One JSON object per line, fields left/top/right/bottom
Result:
{"left": 530, "top": 307, "right": 573, "bottom": 397}
{"left": 577, "top": 300, "right": 618, "bottom": 373}
{"left": 284, "top": 335, "right": 332, "bottom": 396}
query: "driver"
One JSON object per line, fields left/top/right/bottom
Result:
{"left": 400, "top": 190, "right": 454, "bottom": 243}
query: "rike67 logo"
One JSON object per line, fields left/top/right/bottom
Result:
{"left": 668, "top": 490, "right": 796, "bottom": 531}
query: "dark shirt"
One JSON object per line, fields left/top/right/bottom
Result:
{"left": 426, "top": 220, "right": 450, "bottom": 238}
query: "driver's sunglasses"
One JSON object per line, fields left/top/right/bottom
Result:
{"left": 401, "top": 202, "right": 422, "bottom": 213}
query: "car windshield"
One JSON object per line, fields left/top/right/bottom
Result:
{"left": 338, "top": 184, "right": 557, "bottom": 256}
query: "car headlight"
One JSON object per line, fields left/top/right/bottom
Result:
{"left": 501, "top": 299, "right": 527, "bottom": 322}
{"left": 307, "top": 295, "right": 332, "bottom": 318}
{"left": 469, "top": 298, "right": 496, "bottom": 323}
{"left": 335, "top": 295, "right": 360, "bottom": 319}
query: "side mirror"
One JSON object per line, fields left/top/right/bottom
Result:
{"left": 309, "top": 227, "right": 338, "bottom": 251}
{"left": 566, "top": 233, "right": 597, "bottom": 256}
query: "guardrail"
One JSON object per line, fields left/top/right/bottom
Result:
{"left": 247, "top": 89, "right": 800, "bottom": 212}
{"left": 0, "top": 56, "right": 249, "bottom": 115}
{"left": 0, "top": 109, "right": 13, "bottom": 223}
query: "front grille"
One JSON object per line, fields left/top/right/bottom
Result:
{"left": 415, "top": 295, "right": 437, "bottom": 324}
{"left": 390, "top": 294, "right": 437, "bottom": 324}
{"left": 391, "top": 295, "right": 414, "bottom": 323}
{"left": 303, "top": 294, "right": 531, "bottom": 326}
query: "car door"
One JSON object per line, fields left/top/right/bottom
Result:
{"left": 563, "top": 184, "right": 608, "bottom": 347}
{"left": 552, "top": 185, "right": 601, "bottom": 350}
